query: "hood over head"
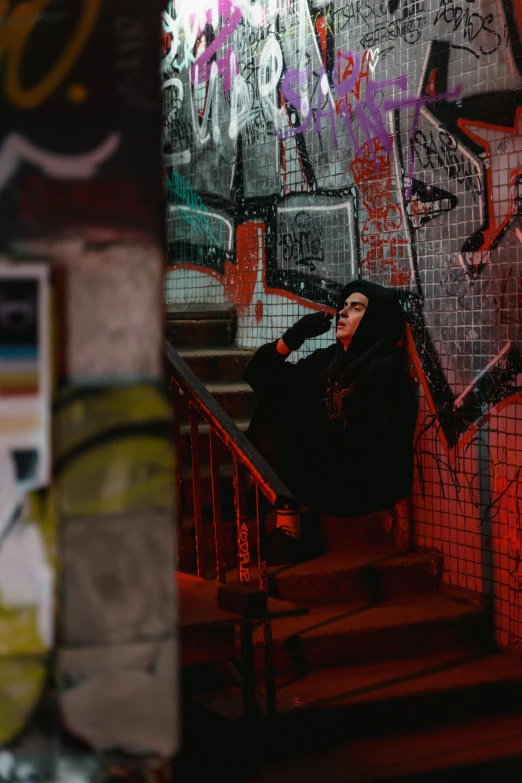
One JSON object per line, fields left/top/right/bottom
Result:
{"left": 327, "top": 280, "right": 406, "bottom": 385}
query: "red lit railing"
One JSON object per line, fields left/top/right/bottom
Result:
{"left": 164, "top": 339, "right": 300, "bottom": 716}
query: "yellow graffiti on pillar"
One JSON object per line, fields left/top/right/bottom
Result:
{"left": 0, "top": 492, "right": 56, "bottom": 656}
{"left": 0, "top": 659, "right": 47, "bottom": 744}
{"left": 0, "top": 491, "right": 56, "bottom": 744}
{"left": 54, "top": 385, "right": 175, "bottom": 516}
{"left": 2, "top": 0, "right": 101, "bottom": 110}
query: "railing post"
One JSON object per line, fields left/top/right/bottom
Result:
{"left": 257, "top": 489, "right": 276, "bottom": 718}
{"left": 256, "top": 488, "right": 269, "bottom": 595}
{"left": 209, "top": 429, "right": 226, "bottom": 583}
{"left": 189, "top": 403, "right": 206, "bottom": 579}
{"left": 240, "top": 621, "right": 256, "bottom": 722}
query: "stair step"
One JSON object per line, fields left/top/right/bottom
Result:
{"left": 248, "top": 711, "right": 522, "bottom": 782}
{"left": 178, "top": 382, "right": 256, "bottom": 422}
{"left": 179, "top": 677, "right": 522, "bottom": 782}
{"left": 177, "top": 518, "right": 417, "bottom": 582}
{"left": 181, "top": 546, "right": 439, "bottom": 600}
{"left": 256, "top": 545, "right": 441, "bottom": 605}
{"left": 166, "top": 304, "right": 235, "bottom": 320}
{"left": 273, "top": 651, "right": 522, "bottom": 732}
{"left": 253, "top": 594, "right": 491, "bottom": 673}
{"left": 195, "top": 650, "right": 522, "bottom": 733}
{"left": 166, "top": 318, "right": 236, "bottom": 348}
{"left": 320, "top": 512, "right": 401, "bottom": 548}
{"left": 178, "top": 348, "right": 254, "bottom": 383}
{"left": 179, "top": 497, "right": 397, "bottom": 552}
{"left": 181, "top": 625, "right": 236, "bottom": 668}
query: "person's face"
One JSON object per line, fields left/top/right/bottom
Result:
{"left": 336, "top": 292, "right": 369, "bottom": 349}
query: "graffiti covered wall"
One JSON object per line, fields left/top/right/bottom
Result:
{"left": 162, "top": 0, "right": 522, "bottom": 648}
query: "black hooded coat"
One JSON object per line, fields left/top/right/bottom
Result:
{"left": 243, "top": 281, "right": 418, "bottom": 517}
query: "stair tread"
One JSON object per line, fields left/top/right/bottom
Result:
{"left": 263, "top": 593, "right": 486, "bottom": 640}
{"left": 271, "top": 545, "right": 435, "bottom": 575}
{"left": 194, "top": 649, "right": 522, "bottom": 718}
{"left": 178, "top": 347, "right": 253, "bottom": 357}
{"left": 274, "top": 650, "right": 522, "bottom": 711}
{"left": 167, "top": 316, "right": 232, "bottom": 323}
{"left": 177, "top": 572, "right": 306, "bottom": 630}
{"left": 165, "top": 304, "right": 235, "bottom": 318}
{"left": 179, "top": 381, "right": 253, "bottom": 394}
{"left": 227, "top": 544, "right": 436, "bottom": 580}
{"left": 249, "top": 712, "right": 522, "bottom": 782}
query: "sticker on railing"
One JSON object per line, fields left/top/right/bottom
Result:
{"left": 238, "top": 521, "right": 250, "bottom": 583}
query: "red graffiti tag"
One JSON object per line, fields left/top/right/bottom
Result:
{"left": 350, "top": 137, "right": 411, "bottom": 286}
{"left": 335, "top": 49, "right": 371, "bottom": 120}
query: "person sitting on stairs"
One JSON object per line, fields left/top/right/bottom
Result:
{"left": 243, "top": 280, "right": 418, "bottom": 566}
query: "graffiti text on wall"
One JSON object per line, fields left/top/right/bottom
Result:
{"left": 162, "top": 0, "right": 522, "bottom": 443}
{"left": 0, "top": 0, "right": 161, "bottom": 243}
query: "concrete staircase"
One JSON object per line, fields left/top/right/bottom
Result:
{"left": 166, "top": 305, "right": 522, "bottom": 781}
{"left": 166, "top": 303, "right": 256, "bottom": 568}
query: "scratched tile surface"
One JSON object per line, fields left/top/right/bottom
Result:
{"left": 162, "top": 0, "right": 522, "bottom": 649}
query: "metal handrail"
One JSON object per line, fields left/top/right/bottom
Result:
{"left": 164, "top": 339, "right": 297, "bottom": 512}
{"left": 165, "top": 338, "right": 299, "bottom": 719}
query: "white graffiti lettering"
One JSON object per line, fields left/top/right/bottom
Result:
{"left": 0, "top": 133, "right": 120, "bottom": 192}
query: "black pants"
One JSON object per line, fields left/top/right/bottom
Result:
{"left": 246, "top": 395, "right": 323, "bottom": 513}
{"left": 246, "top": 397, "right": 404, "bottom": 519}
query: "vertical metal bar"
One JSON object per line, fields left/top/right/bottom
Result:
{"left": 257, "top": 488, "right": 276, "bottom": 718}
{"left": 189, "top": 403, "right": 206, "bottom": 579}
{"left": 170, "top": 379, "right": 184, "bottom": 568}
{"left": 240, "top": 622, "right": 256, "bottom": 721}
{"left": 263, "top": 619, "right": 276, "bottom": 718}
{"left": 257, "top": 488, "right": 269, "bottom": 594}
{"left": 233, "top": 456, "right": 250, "bottom": 584}
{"left": 209, "top": 429, "right": 226, "bottom": 583}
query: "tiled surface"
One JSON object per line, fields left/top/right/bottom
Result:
{"left": 162, "top": 0, "right": 522, "bottom": 648}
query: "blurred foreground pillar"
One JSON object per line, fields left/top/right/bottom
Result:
{"left": 0, "top": 3, "right": 178, "bottom": 780}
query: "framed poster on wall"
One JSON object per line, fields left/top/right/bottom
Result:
{"left": 0, "top": 263, "right": 50, "bottom": 535}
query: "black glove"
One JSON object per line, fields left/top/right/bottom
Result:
{"left": 282, "top": 311, "right": 334, "bottom": 351}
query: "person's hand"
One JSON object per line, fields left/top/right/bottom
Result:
{"left": 282, "top": 311, "right": 333, "bottom": 351}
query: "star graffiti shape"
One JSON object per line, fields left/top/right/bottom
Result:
{"left": 458, "top": 107, "right": 522, "bottom": 270}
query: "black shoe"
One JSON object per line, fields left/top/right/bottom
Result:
{"left": 266, "top": 515, "right": 326, "bottom": 566}
{"left": 266, "top": 526, "right": 301, "bottom": 565}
